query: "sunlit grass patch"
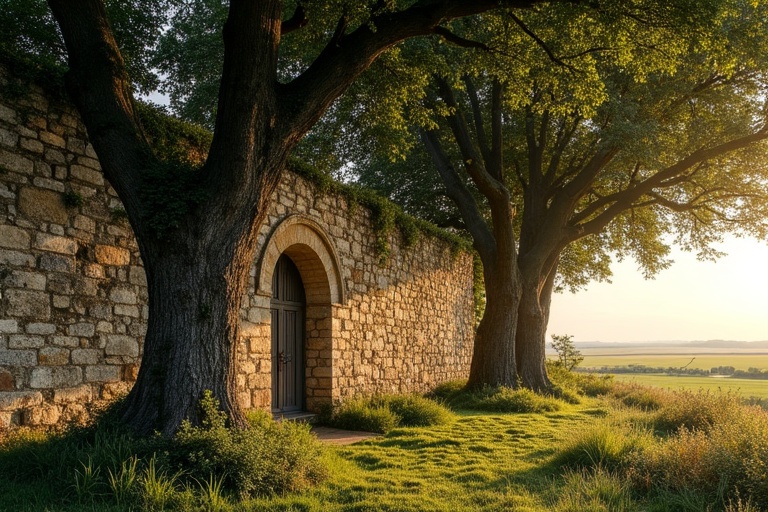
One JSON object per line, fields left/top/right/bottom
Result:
{"left": 319, "top": 394, "right": 454, "bottom": 433}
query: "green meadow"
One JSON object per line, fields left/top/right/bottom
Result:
{"left": 3, "top": 372, "right": 768, "bottom": 511}
{"left": 581, "top": 353, "right": 768, "bottom": 372}
{"left": 610, "top": 373, "right": 768, "bottom": 399}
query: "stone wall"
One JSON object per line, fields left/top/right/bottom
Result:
{"left": 0, "top": 63, "right": 475, "bottom": 428}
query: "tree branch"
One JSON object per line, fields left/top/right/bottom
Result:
{"left": 278, "top": 0, "right": 539, "bottom": 141}
{"left": 571, "top": 126, "right": 768, "bottom": 240}
{"left": 434, "top": 26, "right": 490, "bottom": 50}
{"left": 281, "top": 3, "right": 308, "bottom": 34}
{"left": 420, "top": 128, "right": 497, "bottom": 261}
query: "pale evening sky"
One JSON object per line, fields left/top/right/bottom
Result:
{"left": 546, "top": 236, "right": 768, "bottom": 343}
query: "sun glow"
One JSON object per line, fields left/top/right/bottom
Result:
{"left": 548, "top": 236, "right": 768, "bottom": 342}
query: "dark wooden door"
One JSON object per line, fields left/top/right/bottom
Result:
{"left": 271, "top": 255, "right": 306, "bottom": 413}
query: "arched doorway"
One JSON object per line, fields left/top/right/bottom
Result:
{"left": 270, "top": 255, "right": 306, "bottom": 413}
{"left": 253, "top": 215, "right": 346, "bottom": 412}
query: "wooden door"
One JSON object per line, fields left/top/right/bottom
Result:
{"left": 271, "top": 255, "right": 306, "bottom": 413}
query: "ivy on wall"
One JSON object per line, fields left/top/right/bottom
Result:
{"left": 1, "top": 54, "right": 484, "bottom": 322}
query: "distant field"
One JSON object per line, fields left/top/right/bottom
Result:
{"left": 580, "top": 353, "right": 768, "bottom": 372}
{"left": 609, "top": 374, "right": 768, "bottom": 399}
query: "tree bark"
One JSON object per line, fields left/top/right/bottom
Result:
{"left": 466, "top": 257, "right": 521, "bottom": 389}
{"left": 515, "top": 264, "right": 557, "bottom": 391}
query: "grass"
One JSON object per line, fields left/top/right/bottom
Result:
{"left": 580, "top": 354, "right": 768, "bottom": 372}
{"left": 3, "top": 380, "right": 768, "bottom": 510}
{"left": 610, "top": 374, "right": 768, "bottom": 398}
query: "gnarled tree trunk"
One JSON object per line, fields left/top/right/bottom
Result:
{"left": 466, "top": 258, "right": 521, "bottom": 388}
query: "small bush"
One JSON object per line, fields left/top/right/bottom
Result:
{"left": 609, "top": 382, "right": 670, "bottom": 411}
{"left": 554, "top": 419, "right": 652, "bottom": 471}
{"left": 653, "top": 389, "right": 742, "bottom": 433}
{"left": 630, "top": 405, "right": 768, "bottom": 508}
{"left": 473, "top": 386, "right": 563, "bottom": 413}
{"left": 378, "top": 394, "right": 454, "bottom": 427}
{"left": 173, "top": 392, "right": 328, "bottom": 499}
{"left": 428, "top": 380, "right": 467, "bottom": 403}
{"left": 322, "top": 394, "right": 454, "bottom": 433}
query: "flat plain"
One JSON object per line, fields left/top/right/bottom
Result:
{"left": 574, "top": 343, "right": 768, "bottom": 398}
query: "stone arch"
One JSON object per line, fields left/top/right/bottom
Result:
{"left": 254, "top": 215, "right": 345, "bottom": 412}
{"left": 255, "top": 215, "right": 345, "bottom": 305}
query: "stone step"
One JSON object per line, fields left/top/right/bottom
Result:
{"left": 273, "top": 411, "right": 317, "bottom": 423}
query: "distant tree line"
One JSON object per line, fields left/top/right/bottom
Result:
{"left": 578, "top": 365, "right": 768, "bottom": 379}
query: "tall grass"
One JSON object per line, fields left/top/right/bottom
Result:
{"left": 430, "top": 380, "right": 564, "bottom": 413}
{"left": 0, "top": 392, "right": 328, "bottom": 509}
{"left": 320, "top": 394, "right": 454, "bottom": 433}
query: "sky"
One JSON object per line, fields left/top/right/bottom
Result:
{"left": 546, "top": 236, "right": 768, "bottom": 343}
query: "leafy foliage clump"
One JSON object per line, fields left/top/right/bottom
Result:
{"left": 651, "top": 389, "right": 743, "bottom": 434}
{"left": 173, "top": 391, "right": 328, "bottom": 499}
{"left": 430, "top": 380, "right": 564, "bottom": 413}
{"left": 320, "top": 394, "right": 454, "bottom": 434}
{"left": 550, "top": 334, "right": 584, "bottom": 371}
{"left": 0, "top": 393, "right": 328, "bottom": 509}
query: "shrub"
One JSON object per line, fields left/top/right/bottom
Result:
{"left": 473, "top": 386, "right": 563, "bottom": 413}
{"left": 428, "top": 380, "right": 467, "bottom": 403}
{"left": 554, "top": 419, "right": 652, "bottom": 471}
{"left": 172, "top": 392, "right": 328, "bottom": 499}
{"left": 609, "top": 382, "right": 670, "bottom": 411}
{"left": 322, "top": 394, "right": 454, "bottom": 433}
{"left": 377, "top": 394, "right": 454, "bottom": 427}
{"left": 430, "top": 381, "right": 565, "bottom": 413}
{"left": 652, "top": 389, "right": 742, "bottom": 433}
{"left": 630, "top": 405, "right": 768, "bottom": 508}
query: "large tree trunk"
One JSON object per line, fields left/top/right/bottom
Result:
{"left": 466, "top": 256, "right": 522, "bottom": 389}
{"left": 515, "top": 260, "right": 558, "bottom": 391}
{"left": 120, "top": 197, "right": 275, "bottom": 436}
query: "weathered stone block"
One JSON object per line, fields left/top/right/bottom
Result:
{"left": 6, "top": 270, "right": 46, "bottom": 290}
{"left": 6, "top": 289, "right": 50, "bottom": 319}
{"left": 0, "top": 391, "right": 43, "bottom": 410}
{"left": 105, "top": 335, "right": 138, "bottom": 357}
{"left": 29, "top": 367, "right": 82, "bottom": 388}
{"left": 67, "top": 323, "right": 95, "bottom": 337}
{"left": 0, "top": 148, "right": 33, "bottom": 174}
{"left": 70, "top": 164, "right": 103, "bottom": 185}
{"left": 0, "top": 370, "right": 14, "bottom": 391}
{"left": 20, "top": 137, "right": 43, "bottom": 153}
{"left": 32, "top": 176, "right": 65, "bottom": 192}
{"left": 38, "top": 347, "right": 70, "bottom": 366}
{"left": 8, "top": 335, "right": 44, "bottom": 349}
{"left": 45, "top": 147, "right": 66, "bottom": 164}
{"left": 0, "top": 126, "right": 18, "bottom": 147}
{"left": 53, "top": 385, "right": 93, "bottom": 403}
{"left": 0, "top": 104, "right": 16, "bottom": 123}
{"left": 39, "top": 131, "right": 65, "bottom": 148}
{"left": 52, "top": 336, "right": 79, "bottom": 348}
{"left": 0, "top": 320, "right": 18, "bottom": 334}
{"left": 23, "top": 404, "right": 61, "bottom": 426}
{"left": 73, "top": 215, "right": 95, "bottom": 233}
{"left": 0, "top": 225, "right": 30, "bottom": 249}
{"left": 18, "top": 187, "right": 68, "bottom": 224}
{"left": 35, "top": 233, "right": 77, "bottom": 255}
{"left": 95, "top": 245, "right": 130, "bottom": 266}
{"left": 71, "top": 348, "right": 101, "bottom": 365}
{"left": 129, "top": 265, "right": 146, "bottom": 285}
{"left": 0, "top": 249, "right": 36, "bottom": 267}
{"left": 39, "top": 253, "right": 74, "bottom": 272}
{"left": 109, "top": 287, "right": 137, "bottom": 305}
{"left": 0, "top": 349, "right": 36, "bottom": 366}
{"left": 114, "top": 304, "right": 139, "bottom": 318}
{"left": 84, "top": 365, "right": 119, "bottom": 382}
{"left": 26, "top": 322, "right": 56, "bottom": 335}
